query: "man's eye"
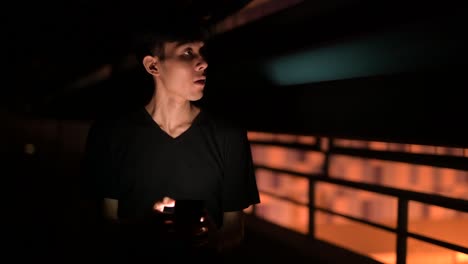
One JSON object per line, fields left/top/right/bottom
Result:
{"left": 183, "top": 50, "right": 194, "bottom": 57}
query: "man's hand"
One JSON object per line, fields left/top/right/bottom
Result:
{"left": 190, "top": 209, "right": 218, "bottom": 249}
{"left": 153, "top": 196, "right": 176, "bottom": 213}
{"left": 151, "top": 196, "right": 177, "bottom": 234}
{"left": 151, "top": 197, "right": 218, "bottom": 249}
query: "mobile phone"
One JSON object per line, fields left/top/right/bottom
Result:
{"left": 162, "top": 205, "right": 175, "bottom": 213}
{"left": 174, "top": 199, "right": 205, "bottom": 223}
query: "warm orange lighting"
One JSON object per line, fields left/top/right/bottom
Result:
{"left": 255, "top": 193, "right": 308, "bottom": 234}
{"left": 369, "top": 141, "right": 388, "bottom": 151}
{"left": 297, "top": 135, "right": 316, "bottom": 145}
{"left": 249, "top": 132, "right": 467, "bottom": 263}
{"left": 243, "top": 205, "right": 254, "bottom": 214}
{"left": 256, "top": 168, "right": 309, "bottom": 204}
{"left": 456, "top": 252, "right": 468, "bottom": 263}
{"left": 248, "top": 131, "right": 316, "bottom": 145}
{"left": 316, "top": 182, "right": 397, "bottom": 227}
{"left": 409, "top": 202, "right": 468, "bottom": 248}
{"left": 370, "top": 252, "right": 395, "bottom": 264}
{"left": 329, "top": 155, "right": 468, "bottom": 200}
{"left": 320, "top": 137, "right": 329, "bottom": 151}
{"left": 247, "top": 131, "right": 275, "bottom": 141}
{"left": 250, "top": 144, "right": 325, "bottom": 174}
{"left": 334, "top": 139, "right": 466, "bottom": 158}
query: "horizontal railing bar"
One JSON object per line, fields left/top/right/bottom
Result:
{"left": 407, "top": 231, "right": 468, "bottom": 254}
{"left": 315, "top": 207, "right": 396, "bottom": 233}
{"left": 330, "top": 147, "right": 468, "bottom": 171}
{"left": 255, "top": 165, "right": 468, "bottom": 212}
{"left": 250, "top": 140, "right": 321, "bottom": 152}
{"left": 258, "top": 190, "right": 307, "bottom": 206}
{"left": 255, "top": 164, "right": 319, "bottom": 179}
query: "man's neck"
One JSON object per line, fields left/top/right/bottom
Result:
{"left": 145, "top": 97, "right": 200, "bottom": 137}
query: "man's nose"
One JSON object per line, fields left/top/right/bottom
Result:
{"left": 196, "top": 59, "right": 208, "bottom": 72}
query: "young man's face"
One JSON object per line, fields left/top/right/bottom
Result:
{"left": 156, "top": 41, "right": 208, "bottom": 101}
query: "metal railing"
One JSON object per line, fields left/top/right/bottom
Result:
{"left": 250, "top": 136, "right": 468, "bottom": 264}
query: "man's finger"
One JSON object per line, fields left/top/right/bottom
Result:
{"left": 153, "top": 196, "right": 175, "bottom": 212}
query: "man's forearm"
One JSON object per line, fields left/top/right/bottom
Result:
{"left": 217, "top": 225, "right": 244, "bottom": 252}
{"left": 213, "top": 211, "right": 245, "bottom": 253}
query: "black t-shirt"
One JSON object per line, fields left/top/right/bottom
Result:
{"left": 81, "top": 106, "right": 260, "bottom": 228}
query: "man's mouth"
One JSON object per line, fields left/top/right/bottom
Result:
{"left": 194, "top": 79, "right": 206, "bottom": 85}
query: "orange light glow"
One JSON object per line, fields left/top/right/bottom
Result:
{"left": 248, "top": 131, "right": 468, "bottom": 264}
{"left": 456, "top": 252, "right": 468, "bottom": 263}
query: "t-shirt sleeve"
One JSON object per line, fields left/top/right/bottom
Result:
{"left": 221, "top": 126, "right": 260, "bottom": 212}
{"left": 80, "top": 120, "right": 120, "bottom": 200}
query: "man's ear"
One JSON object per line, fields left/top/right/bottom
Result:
{"left": 143, "top": 56, "right": 159, "bottom": 75}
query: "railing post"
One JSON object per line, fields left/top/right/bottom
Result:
{"left": 309, "top": 179, "right": 316, "bottom": 239}
{"left": 396, "top": 198, "right": 408, "bottom": 264}
{"left": 309, "top": 136, "right": 330, "bottom": 239}
{"left": 321, "top": 137, "right": 331, "bottom": 177}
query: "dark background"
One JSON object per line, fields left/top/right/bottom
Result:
{"left": 6, "top": 0, "right": 468, "bottom": 146}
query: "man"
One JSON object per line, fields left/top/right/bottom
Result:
{"left": 80, "top": 18, "right": 260, "bottom": 260}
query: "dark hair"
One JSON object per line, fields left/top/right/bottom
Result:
{"left": 132, "top": 18, "right": 210, "bottom": 63}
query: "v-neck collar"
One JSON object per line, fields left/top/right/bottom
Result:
{"left": 141, "top": 106, "right": 203, "bottom": 141}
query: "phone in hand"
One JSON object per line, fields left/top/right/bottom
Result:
{"left": 173, "top": 199, "right": 205, "bottom": 221}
